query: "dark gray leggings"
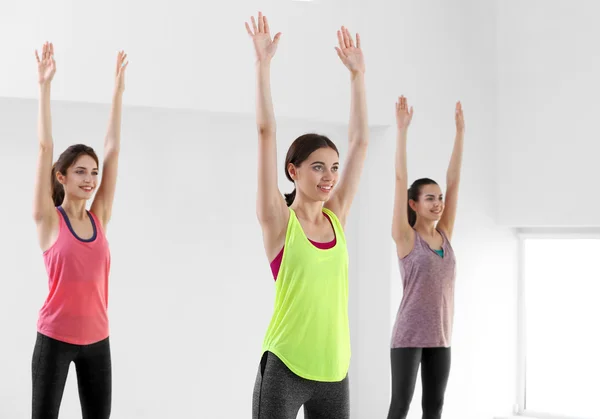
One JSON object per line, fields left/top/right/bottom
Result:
{"left": 31, "top": 332, "right": 112, "bottom": 419}
{"left": 387, "top": 347, "right": 451, "bottom": 419}
{"left": 252, "top": 352, "right": 350, "bottom": 419}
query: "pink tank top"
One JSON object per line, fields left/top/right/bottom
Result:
{"left": 37, "top": 207, "right": 111, "bottom": 345}
{"left": 391, "top": 229, "right": 456, "bottom": 348}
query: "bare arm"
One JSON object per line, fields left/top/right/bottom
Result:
{"left": 391, "top": 96, "right": 415, "bottom": 258}
{"left": 91, "top": 51, "right": 129, "bottom": 229}
{"left": 246, "top": 13, "right": 287, "bottom": 226}
{"left": 33, "top": 43, "right": 57, "bottom": 224}
{"left": 325, "top": 27, "right": 369, "bottom": 228}
{"left": 437, "top": 102, "right": 465, "bottom": 241}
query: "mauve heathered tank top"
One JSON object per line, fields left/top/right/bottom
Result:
{"left": 391, "top": 229, "right": 456, "bottom": 348}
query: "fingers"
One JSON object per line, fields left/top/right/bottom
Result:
{"left": 337, "top": 30, "right": 345, "bottom": 51}
{"left": 245, "top": 22, "right": 254, "bottom": 37}
{"left": 356, "top": 33, "right": 361, "bottom": 49}
{"left": 251, "top": 16, "right": 258, "bottom": 34}
{"left": 258, "top": 11, "right": 264, "bottom": 33}
{"left": 345, "top": 27, "right": 354, "bottom": 48}
{"left": 335, "top": 47, "right": 345, "bottom": 62}
{"left": 273, "top": 32, "right": 282, "bottom": 46}
{"left": 49, "top": 42, "right": 54, "bottom": 58}
{"left": 35, "top": 50, "right": 40, "bottom": 63}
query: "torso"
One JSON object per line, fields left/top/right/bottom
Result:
{"left": 37, "top": 207, "right": 104, "bottom": 253}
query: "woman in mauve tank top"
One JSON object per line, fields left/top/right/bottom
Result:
{"left": 245, "top": 12, "right": 370, "bottom": 419}
{"left": 31, "top": 42, "right": 128, "bottom": 419}
{"left": 388, "top": 96, "right": 465, "bottom": 419}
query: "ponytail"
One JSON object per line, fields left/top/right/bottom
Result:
{"left": 284, "top": 188, "right": 296, "bottom": 206}
{"left": 407, "top": 190, "right": 417, "bottom": 227}
{"left": 51, "top": 163, "right": 65, "bottom": 207}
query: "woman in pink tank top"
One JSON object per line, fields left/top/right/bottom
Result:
{"left": 388, "top": 97, "right": 465, "bottom": 419}
{"left": 31, "top": 42, "right": 128, "bottom": 419}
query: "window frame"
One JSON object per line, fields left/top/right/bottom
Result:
{"left": 515, "top": 227, "right": 600, "bottom": 419}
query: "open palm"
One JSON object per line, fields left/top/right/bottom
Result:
{"left": 114, "top": 50, "right": 129, "bottom": 93}
{"left": 335, "top": 27, "right": 365, "bottom": 74}
{"left": 245, "top": 12, "right": 281, "bottom": 63}
{"left": 35, "top": 42, "right": 56, "bottom": 85}
{"left": 396, "top": 96, "right": 414, "bottom": 130}
{"left": 455, "top": 101, "right": 465, "bottom": 133}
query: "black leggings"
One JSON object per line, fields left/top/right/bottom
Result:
{"left": 387, "top": 347, "right": 451, "bottom": 419}
{"left": 31, "top": 332, "right": 112, "bottom": 419}
{"left": 252, "top": 351, "right": 350, "bottom": 419}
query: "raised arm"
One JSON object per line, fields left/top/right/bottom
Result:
{"left": 391, "top": 96, "right": 415, "bottom": 258}
{"left": 325, "top": 27, "right": 369, "bottom": 227}
{"left": 437, "top": 102, "right": 465, "bottom": 241}
{"left": 33, "top": 42, "right": 58, "bottom": 225}
{"left": 91, "top": 51, "right": 128, "bottom": 229}
{"left": 245, "top": 12, "right": 287, "bottom": 234}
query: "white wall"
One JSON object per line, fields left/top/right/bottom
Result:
{"left": 496, "top": 0, "right": 600, "bottom": 227}
{"left": 0, "top": 1, "right": 535, "bottom": 418}
{"left": 345, "top": 0, "right": 519, "bottom": 418}
{"left": 0, "top": 0, "right": 370, "bottom": 124}
{"left": 0, "top": 97, "right": 364, "bottom": 418}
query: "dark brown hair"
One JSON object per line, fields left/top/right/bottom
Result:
{"left": 51, "top": 144, "right": 99, "bottom": 207}
{"left": 284, "top": 134, "right": 339, "bottom": 206}
{"left": 407, "top": 178, "right": 438, "bottom": 227}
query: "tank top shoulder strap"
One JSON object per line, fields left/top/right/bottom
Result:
{"left": 411, "top": 228, "right": 423, "bottom": 249}
{"left": 321, "top": 207, "right": 345, "bottom": 242}
{"left": 88, "top": 210, "right": 105, "bottom": 237}
{"left": 55, "top": 206, "right": 67, "bottom": 229}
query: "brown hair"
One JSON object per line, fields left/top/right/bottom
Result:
{"left": 51, "top": 144, "right": 99, "bottom": 207}
{"left": 407, "top": 178, "right": 438, "bottom": 227}
{"left": 284, "top": 134, "right": 339, "bottom": 206}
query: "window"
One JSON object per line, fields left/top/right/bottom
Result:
{"left": 517, "top": 230, "right": 600, "bottom": 419}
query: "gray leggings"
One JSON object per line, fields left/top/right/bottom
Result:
{"left": 252, "top": 352, "right": 350, "bottom": 419}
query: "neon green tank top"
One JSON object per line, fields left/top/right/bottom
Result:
{"left": 262, "top": 207, "right": 350, "bottom": 382}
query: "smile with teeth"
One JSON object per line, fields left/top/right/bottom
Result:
{"left": 81, "top": 186, "right": 93, "bottom": 192}
{"left": 318, "top": 185, "right": 332, "bottom": 192}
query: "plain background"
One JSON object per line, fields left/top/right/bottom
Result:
{"left": 0, "top": 0, "right": 598, "bottom": 418}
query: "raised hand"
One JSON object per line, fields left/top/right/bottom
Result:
{"left": 335, "top": 27, "right": 365, "bottom": 75}
{"left": 245, "top": 12, "right": 282, "bottom": 63}
{"left": 114, "top": 50, "right": 129, "bottom": 94}
{"left": 35, "top": 42, "right": 56, "bottom": 86}
{"left": 396, "top": 96, "right": 414, "bottom": 131}
{"left": 455, "top": 101, "right": 465, "bottom": 133}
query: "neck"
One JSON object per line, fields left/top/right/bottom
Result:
{"left": 60, "top": 198, "right": 88, "bottom": 220}
{"left": 413, "top": 219, "right": 437, "bottom": 237}
{"left": 290, "top": 196, "right": 325, "bottom": 223}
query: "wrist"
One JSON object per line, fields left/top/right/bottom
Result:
{"left": 39, "top": 82, "right": 51, "bottom": 91}
{"left": 255, "top": 60, "right": 272, "bottom": 70}
{"left": 350, "top": 70, "right": 365, "bottom": 81}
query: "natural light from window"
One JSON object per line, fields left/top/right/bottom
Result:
{"left": 522, "top": 238, "right": 600, "bottom": 419}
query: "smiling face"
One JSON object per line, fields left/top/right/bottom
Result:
{"left": 410, "top": 183, "right": 444, "bottom": 223}
{"left": 56, "top": 154, "right": 99, "bottom": 202}
{"left": 288, "top": 146, "right": 340, "bottom": 203}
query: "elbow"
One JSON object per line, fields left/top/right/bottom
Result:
{"left": 349, "top": 133, "right": 369, "bottom": 147}
{"left": 258, "top": 124, "right": 276, "bottom": 136}
{"left": 32, "top": 208, "right": 45, "bottom": 223}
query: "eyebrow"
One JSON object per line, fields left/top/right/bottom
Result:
{"left": 424, "top": 194, "right": 443, "bottom": 197}
{"left": 75, "top": 166, "right": 99, "bottom": 171}
{"left": 310, "top": 161, "right": 340, "bottom": 165}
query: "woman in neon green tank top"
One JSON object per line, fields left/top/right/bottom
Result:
{"left": 245, "top": 12, "right": 370, "bottom": 419}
